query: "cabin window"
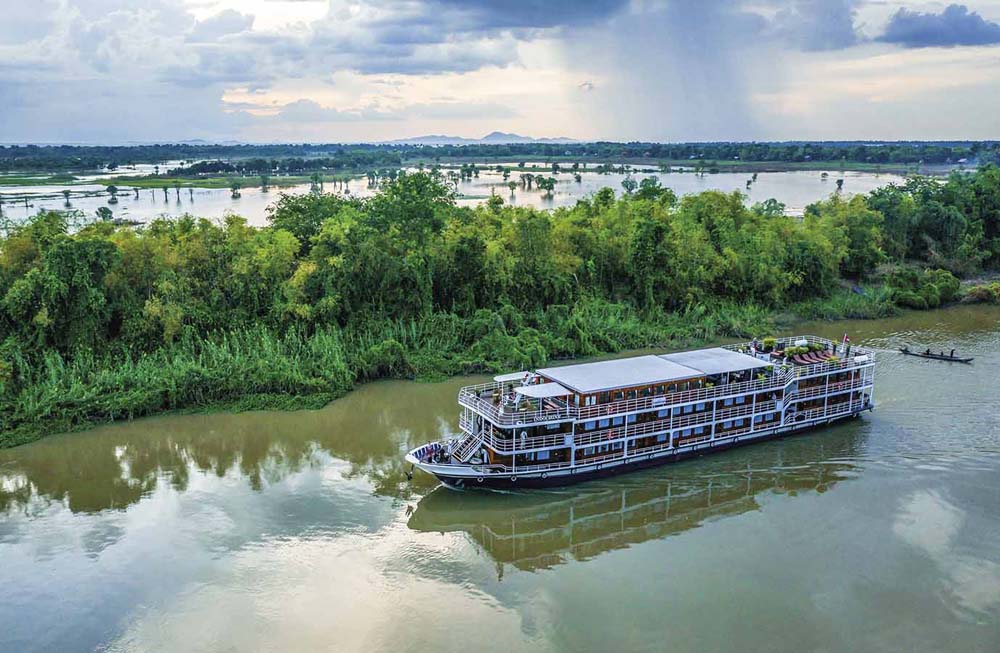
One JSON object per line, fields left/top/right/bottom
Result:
{"left": 599, "top": 418, "right": 611, "bottom": 429}
{"left": 546, "top": 422, "right": 560, "bottom": 430}
{"left": 696, "top": 402, "right": 706, "bottom": 411}
{"left": 537, "top": 449, "right": 550, "bottom": 461}
{"left": 682, "top": 428, "right": 692, "bottom": 436}
{"left": 612, "top": 416, "right": 623, "bottom": 427}
{"left": 676, "top": 382, "right": 689, "bottom": 392}
{"left": 613, "top": 391, "right": 624, "bottom": 401}
{"left": 683, "top": 405, "right": 694, "bottom": 414}
{"left": 672, "top": 407, "right": 681, "bottom": 416}
{"left": 584, "top": 420, "right": 596, "bottom": 430}
{"left": 585, "top": 395, "right": 597, "bottom": 406}
{"left": 667, "top": 384, "right": 677, "bottom": 393}
{"left": 657, "top": 409, "right": 668, "bottom": 418}
{"left": 694, "top": 426, "right": 704, "bottom": 435}
{"left": 599, "top": 392, "right": 610, "bottom": 404}
{"left": 655, "top": 385, "right": 665, "bottom": 395}
{"left": 584, "top": 447, "right": 594, "bottom": 455}
{"left": 657, "top": 433, "right": 667, "bottom": 443}
{"left": 613, "top": 441, "right": 623, "bottom": 450}
{"left": 735, "top": 396, "right": 745, "bottom": 404}
{"left": 627, "top": 389, "right": 638, "bottom": 400}
{"left": 735, "top": 419, "right": 744, "bottom": 427}
{"left": 724, "top": 421, "right": 733, "bottom": 429}
{"left": 753, "top": 416, "right": 762, "bottom": 424}
{"left": 627, "top": 414, "right": 637, "bottom": 423}
{"left": 723, "top": 398, "right": 734, "bottom": 407}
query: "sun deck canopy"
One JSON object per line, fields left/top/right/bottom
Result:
{"left": 537, "top": 355, "right": 701, "bottom": 394}
{"left": 659, "top": 347, "right": 772, "bottom": 376}
{"left": 493, "top": 371, "right": 530, "bottom": 383}
{"left": 514, "top": 382, "right": 572, "bottom": 399}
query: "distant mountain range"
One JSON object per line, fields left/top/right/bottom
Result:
{"left": 384, "top": 131, "right": 577, "bottom": 146}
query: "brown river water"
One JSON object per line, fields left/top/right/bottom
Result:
{"left": 1, "top": 306, "right": 999, "bottom": 652}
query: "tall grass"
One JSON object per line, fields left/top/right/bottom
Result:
{"left": 1, "top": 299, "right": 778, "bottom": 447}
{"left": 789, "top": 286, "right": 898, "bottom": 321}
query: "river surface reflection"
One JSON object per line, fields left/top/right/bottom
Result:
{"left": 1, "top": 306, "right": 998, "bottom": 652}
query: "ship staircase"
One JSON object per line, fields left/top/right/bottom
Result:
{"left": 452, "top": 414, "right": 485, "bottom": 462}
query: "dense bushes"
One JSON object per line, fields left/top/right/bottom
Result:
{"left": 2, "top": 166, "right": 1000, "bottom": 444}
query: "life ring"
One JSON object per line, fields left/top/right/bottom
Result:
{"left": 541, "top": 473, "right": 548, "bottom": 479}
{"left": 510, "top": 476, "right": 518, "bottom": 482}
{"left": 477, "top": 476, "right": 484, "bottom": 483}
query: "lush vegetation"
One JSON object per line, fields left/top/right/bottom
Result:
{"left": 3, "top": 141, "right": 998, "bottom": 172}
{"left": 2, "top": 165, "right": 1000, "bottom": 445}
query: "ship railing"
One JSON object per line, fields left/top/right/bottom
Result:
{"left": 484, "top": 428, "right": 570, "bottom": 454}
{"left": 575, "top": 374, "right": 788, "bottom": 421}
{"left": 794, "top": 378, "right": 870, "bottom": 400}
{"left": 458, "top": 383, "right": 574, "bottom": 426}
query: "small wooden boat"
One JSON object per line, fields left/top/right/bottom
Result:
{"left": 899, "top": 347, "right": 973, "bottom": 363}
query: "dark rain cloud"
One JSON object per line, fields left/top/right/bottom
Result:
{"left": 878, "top": 4, "right": 1000, "bottom": 48}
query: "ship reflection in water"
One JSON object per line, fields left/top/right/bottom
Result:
{"left": 408, "top": 427, "right": 863, "bottom": 576}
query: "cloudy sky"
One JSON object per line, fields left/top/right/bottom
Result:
{"left": 2, "top": 0, "right": 1000, "bottom": 143}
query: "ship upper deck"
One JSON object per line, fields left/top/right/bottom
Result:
{"left": 459, "top": 336, "right": 873, "bottom": 427}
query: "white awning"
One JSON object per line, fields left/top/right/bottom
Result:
{"left": 494, "top": 371, "right": 530, "bottom": 383}
{"left": 515, "top": 382, "right": 572, "bottom": 399}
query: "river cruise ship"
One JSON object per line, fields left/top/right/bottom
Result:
{"left": 405, "top": 336, "right": 875, "bottom": 489}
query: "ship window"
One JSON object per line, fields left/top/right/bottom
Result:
{"left": 668, "top": 384, "right": 677, "bottom": 393}
{"left": 694, "top": 426, "right": 704, "bottom": 435}
{"left": 537, "top": 449, "right": 550, "bottom": 461}
{"left": 612, "top": 416, "right": 623, "bottom": 426}
{"left": 641, "top": 387, "right": 651, "bottom": 397}
{"left": 599, "top": 418, "right": 610, "bottom": 428}
{"left": 724, "top": 421, "right": 733, "bottom": 429}
{"left": 613, "top": 441, "right": 623, "bottom": 450}
{"left": 584, "top": 421, "right": 596, "bottom": 430}
{"left": 677, "top": 382, "right": 689, "bottom": 392}
{"left": 546, "top": 422, "right": 560, "bottom": 430}
{"left": 683, "top": 428, "right": 692, "bottom": 436}
{"left": 724, "top": 398, "right": 734, "bottom": 407}
{"left": 585, "top": 395, "right": 597, "bottom": 406}
{"left": 736, "top": 396, "right": 745, "bottom": 404}
{"left": 696, "top": 402, "right": 706, "bottom": 411}
{"left": 657, "top": 409, "right": 668, "bottom": 418}
{"left": 627, "top": 389, "right": 638, "bottom": 400}
{"left": 683, "top": 404, "right": 694, "bottom": 414}
{"left": 613, "top": 391, "right": 624, "bottom": 401}
{"left": 655, "top": 385, "right": 665, "bottom": 395}
{"left": 627, "top": 414, "right": 637, "bottom": 423}
{"left": 599, "top": 392, "right": 610, "bottom": 403}
{"left": 657, "top": 433, "right": 667, "bottom": 443}
{"left": 753, "top": 416, "right": 762, "bottom": 424}
{"left": 672, "top": 407, "right": 681, "bottom": 416}
{"left": 735, "top": 419, "right": 744, "bottom": 427}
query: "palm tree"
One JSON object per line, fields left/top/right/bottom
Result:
{"left": 62, "top": 190, "right": 72, "bottom": 207}
{"left": 174, "top": 182, "right": 182, "bottom": 200}
{"left": 835, "top": 178, "right": 844, "bottom": 192}
{"left": 161, "top": 185, "right": 170, "bottom": 201}
{"left": 507, "top": 181, "right": 517, "bottom": 196}
{"left": 106, "top": 185, "right": 119, "bottom": 204}
{"left": 574, "top": 173, "right": 582, "bottom": 183}
{"left": 230, "top": 180, "right": 242, "bottom": 199}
